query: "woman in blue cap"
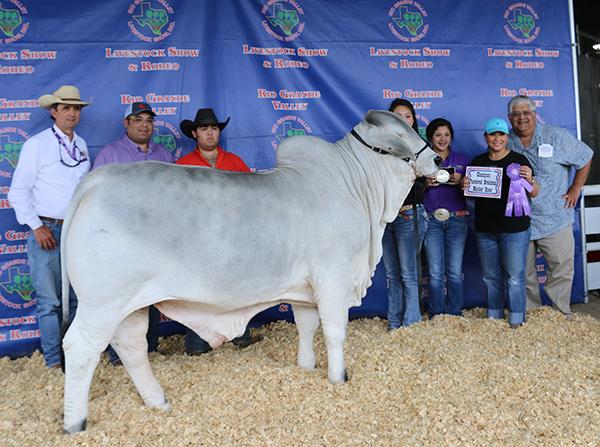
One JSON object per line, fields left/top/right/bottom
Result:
{"left": 463, "top": 118, "right": 539, "bottom": 328}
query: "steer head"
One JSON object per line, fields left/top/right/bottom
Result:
{"left": 354, "top": 110, "right": 440, "bottom": 177}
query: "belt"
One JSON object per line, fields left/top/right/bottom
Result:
{"left": 399, "top": 204, "right": 422, "bottom": 213}
{"left": 40, "top": 216, "right": 64, "bottom": 225}
{"left": 428, "top": 208, "right": 469, "bottom": 222}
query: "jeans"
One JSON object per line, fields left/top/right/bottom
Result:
{"left": 27, "top": 223, "right": 77, "bottom": 367}
{"left": 382, "top": 205, "right": 427, "bottom": 329}
{"left": 476, "top": 229, "right": 531, "bottom": 325}
{"left": 424, "top": 215, "right": 468, "bottom": 317}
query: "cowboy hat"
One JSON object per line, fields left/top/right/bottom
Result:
{"left": 180, "top": 108, "right": 230, "bottom": 139}
{"left": 38, "top": 85, "right": 91, "bottom": 109}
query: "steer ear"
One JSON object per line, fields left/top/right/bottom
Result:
{"left": 363, "top": 110, "right": 417, "bottom": 160}
{"left": 364, "top": 110, "right": 391, "bottom": 127}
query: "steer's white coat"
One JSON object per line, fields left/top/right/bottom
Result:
{"left": 60, "top": 110, "right": 439, "bottom": 433}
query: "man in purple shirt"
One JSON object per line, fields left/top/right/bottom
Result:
{"left": 94, "top": 102, "right": 173, "bottom": 364}
{"left": 94, "top": 102, "right": 173, "bottom": 168}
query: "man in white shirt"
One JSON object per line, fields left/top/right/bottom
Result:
{"left": 8, "top": 85, "right": 91, "bottom": 368}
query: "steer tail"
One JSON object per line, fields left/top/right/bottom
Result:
{"left": 59, "top": 173, "right": 102, "bottom": 370}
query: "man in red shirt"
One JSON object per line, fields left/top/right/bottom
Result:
{"left": 177, "top": 108, "right": 250, "bottom": 172}
{"left": 177, "top": 108, "right": 256, "bottom": 355}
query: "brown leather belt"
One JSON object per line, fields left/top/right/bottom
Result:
{"left": 399, "top": 204, "right": 416, "bottom": 213}
{"left": 40, "top": 216, "right": 64, "bottom": 225}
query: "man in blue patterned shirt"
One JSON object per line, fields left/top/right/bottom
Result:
{"left": 507, "top": 95, "right": 593, "bottom": 318}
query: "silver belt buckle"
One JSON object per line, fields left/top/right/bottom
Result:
{"left": 433, "top": 208, "right": 450, "bottom": 221}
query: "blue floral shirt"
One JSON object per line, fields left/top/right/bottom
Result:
{"left": 507, "top": 124, "right": 593, "bottom": 240}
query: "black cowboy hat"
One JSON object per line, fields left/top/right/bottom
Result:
{"left": 180, "top": 108, "right": 230, "bottom": 139}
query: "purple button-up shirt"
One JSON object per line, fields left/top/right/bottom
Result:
{"left": 423, "top": 150, "right": 471, "bottom": 212}
{"left": 93, "top": 134, "right": 173, "bottom": 169}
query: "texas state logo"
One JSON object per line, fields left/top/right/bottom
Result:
{"left": 388, "top": 0, "right": 429, "bottom": 43}
{"left": 261, "top": 0, "right": 305, "bottom": 42}
{"left": 127, "top": 0, "right": 175, "bottom": 43}
{"left": 0, "top": 0, "right": 29, "bottom": 44}
{"left": 270, "top": 115, "right": 311, "bottom": 150}
{"left": 152, "top": 120, "right": 183, "bottom": 161}
{"left": 0, "top": 258, "right": 36, "bottom": 310}
{"left": 0, "top": 127, "right": 29, "bottom": 172}
{"left": 504, "top": 3, "right": 540, "bottom": 44}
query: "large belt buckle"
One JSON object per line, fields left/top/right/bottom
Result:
{"left": 433, "top": 208, "right": 450, "bottom": 221}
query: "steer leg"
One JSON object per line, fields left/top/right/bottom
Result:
{"left": 317, "top": 296, "right": 349, "bottom": 384}
{"left": 63, "top": 315, "right": 114, "bottom": 434}
{"left": 293, "top": 304, "right": 320, "bottom": 370}
{"left": 111, "top": 308, "right": 170, "bottom": 411}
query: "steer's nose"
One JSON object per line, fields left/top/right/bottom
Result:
{"left": 434, "top": 156, "right": 442, "bottom": 166}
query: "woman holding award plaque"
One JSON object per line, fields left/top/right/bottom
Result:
{"left": 381, "top": 99, "right": 428, "bottom": 330}
{"left": 423, "top": 118, "right": 471, "bottom": 318}
{"left": 463, "top": 118, "right": 539, "bottom": 328}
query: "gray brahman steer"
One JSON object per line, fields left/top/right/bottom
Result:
{"left": 61, "top": 110, "right": 440, "bottom": 433}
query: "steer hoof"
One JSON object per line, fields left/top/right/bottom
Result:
{"left": 328, "top": 369, "right": 349, "bottom": 384}
{"left": 146, "top": 397, "right": 171, "bottom": 411}
{"left": 157, "top": 399, "right": 172, "bottom": 411}
{"left": 63, "top": 418, "right": 87, "bottom": 434}
{"left": 298, "top": 363, "right": 316, "bottom": 371}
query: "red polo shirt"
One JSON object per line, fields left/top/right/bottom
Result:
{"left": 176, "top": 146, "right": 250, "bottom": 172}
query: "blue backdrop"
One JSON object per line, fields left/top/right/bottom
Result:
{"left": 0, "top": 0, "right": 582, "bottom": 357}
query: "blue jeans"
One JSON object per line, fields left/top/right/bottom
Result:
{"left": 424, "top": 215, "right": 468, "bottom": 317}
{"left": 476, "top": 229, "right": 531, "bottom": 325}
{"left": 382, "top": 205, "right": 427, "bottom": 329}
{"left": 27, "top": 223, "right": 77, "bottom": 367}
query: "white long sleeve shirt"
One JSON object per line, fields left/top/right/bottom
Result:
{"left": 8, "top": 125, "right": 90, "bottom": 230}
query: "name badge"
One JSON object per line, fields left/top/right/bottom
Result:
{"left": 538, "top": 144, "right": 553, "bottom": 158}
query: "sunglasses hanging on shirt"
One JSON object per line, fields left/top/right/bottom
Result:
{"left": 52, "top": 127, "right": 88, "bottom": 167}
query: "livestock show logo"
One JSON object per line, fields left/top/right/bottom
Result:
{"left": 261, "top": 0, "right": 305, "bottom": 42}
{"left": 0, "top": 0, "right": 29, "bottom": 44}
{"left": 0, "top": 258, "right": 36, "bottom": 310}
{"left": 152, "top": 120, "right": 183, "bottom": 161}
{"left": 270, "top": 115, "right": 311, "bottom": 150}
{"left": 128, "top": 0, "right": 175, "bottom": 43}
{"left": 388, "top": 0, "right": 429, "bottom": 43}
{"left": 0, "top": 127, "right": 29, "bottom": 171}
{"left": 504, "top": 3, "right": 540, "bottom": 44}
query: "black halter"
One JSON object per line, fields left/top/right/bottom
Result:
{"left": 351, "top": 129, "right": 430, "bottom": 161}
{"left": 350, "top": 129, "right": 391, "bottom": 155}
